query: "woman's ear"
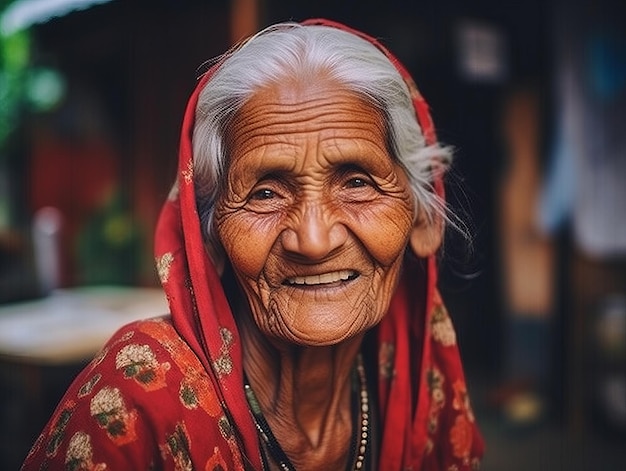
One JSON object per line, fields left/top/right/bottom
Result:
{"left": 409, "top": 208, "right": 444, "bottom": 258}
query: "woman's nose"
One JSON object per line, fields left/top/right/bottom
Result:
{"left": 280, "top": 203, "right": 348, "bottom": 260}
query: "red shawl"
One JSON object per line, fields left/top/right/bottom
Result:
{"left": 22, "top": 19, "right": 483, "bottom": 471}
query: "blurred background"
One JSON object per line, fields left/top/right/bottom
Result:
{"left": 0, "top": 0, "right": 624, "bottom": 469}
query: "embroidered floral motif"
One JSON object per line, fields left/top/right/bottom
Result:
{"left": 136, "top": 319, "right": 223, "bottom": 417}
{"left": 378, "top": 342, "right": 396, "bottom": 379}
{"left": 426, "top": 367, "right": 445, "bottom": 435}
{"left": 115, "top": 344, "right": 170, "bottom": 391}
{"left": 452, "top": 379, "right": 475, "bottom": 422}
{"left": 217, "top": 416, "right": 232, "bottom": 440}
{"left": 213, "top": 355, "right": 233, "bottom": 377}
{"left": 118, "top": 330, "right": 135, "bottom": 342}
{"left": 139, "top": 318, "right": 179, "bottom": 353}
{"left": 449, "top": 379, "right": 477, "bottom": 462}
{"left": 78, "top": 374, "right": 102, "bottom": 398}
{"left": 213, "top": 327, "right": 234, "bottom": 377}
{"left": 179, "top": 368, "right": 221, "bottom": 417}
{"left": 182, "top": 159, "right": 194, "bottom": 185}
{"left": 45, "top": 400, "right": 76, "bottom": 458}
{"left": 431, "top": 304, "right": 457, "bottom": 346}
{"left": 205, "top": 446, "right": 228, "bottom": 471}
{"left": 65, "top": 431, "right": 106, "bottom": 471}
{"left": 424, "top": 437, "right": 434, "bottom": 456}
{"left": 161, "top": 422, "right": 193, "bottom": 471}
{"left": 220, "top": 328, "right": 233, "bottom": 345}
{"left": 90, "top": 387, "right": 138, "bottom": 445}
{"left": 156, "top": 252, "right": 175, "bottom": 284}
{"left": 179, "top": 382, "right": 198, "bottom": 409}
{"left": 450, "top": 414, "right": 473, "bottom": 462}
{"left": 218, "top": 416, "right": 246, "bottom": 470}
{"left": 24, "top": 433, "right": 44, "bottom": 461}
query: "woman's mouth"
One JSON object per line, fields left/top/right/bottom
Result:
{"left": 284, "top": 270, "right": 358, "bottom": 286}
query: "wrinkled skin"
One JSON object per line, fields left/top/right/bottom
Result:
{"left": 211, "top": 79, "right": 441, "bottom": 469}
{"left": 214, "top": 80, "right": 416, "bottom": 347}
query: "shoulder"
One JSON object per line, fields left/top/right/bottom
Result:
{"left": 23, "top": 317, "right": 243, "bottom": 469}
{"left": 84, "top": 316, "right": 227, "bottom": 422}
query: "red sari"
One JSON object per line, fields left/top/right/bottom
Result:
{"left": 22, "top": 19, "right": 484, "bottom": 471}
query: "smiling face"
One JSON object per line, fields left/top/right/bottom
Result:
{"left": 213, "top": 80, "right": 416, "bottom": 347}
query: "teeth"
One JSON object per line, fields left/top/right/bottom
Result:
{"left": 287, "top": 270, "right": 355, "bottom": 286}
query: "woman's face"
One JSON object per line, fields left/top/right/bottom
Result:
{"left": 214, "top": 81, "right": 415, "bottom": 347}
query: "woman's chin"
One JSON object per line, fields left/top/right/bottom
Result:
{"left": 268, "top": 316, "right": 374, "bottom": 348}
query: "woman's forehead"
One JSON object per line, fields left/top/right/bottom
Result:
{"left": 226, "top": 83, "right": 389, "bottom": 160}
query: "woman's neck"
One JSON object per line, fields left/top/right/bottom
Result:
{"left": 237, "top": 303, "right": 364, "bottom": 469}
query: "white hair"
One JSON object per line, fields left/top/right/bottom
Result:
{"left": 192, "top": 22, "right": 453, "bottom": 242}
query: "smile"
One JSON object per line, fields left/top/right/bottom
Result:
{"left": 284, "top": 270, "right": 358, "bottom": 286}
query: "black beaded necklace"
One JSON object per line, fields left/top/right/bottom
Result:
{"left": 244, "top": 354, "right": 370, "bottom": 471}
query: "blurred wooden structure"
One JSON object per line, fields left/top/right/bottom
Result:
{"left": 23, "top": 0, "right": 237, "bottom": 285}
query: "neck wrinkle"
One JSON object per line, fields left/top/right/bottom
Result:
{"left": 238, "top": 300, "right": 363, "bottom": 453}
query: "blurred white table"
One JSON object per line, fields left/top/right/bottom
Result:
{"left": 0, "top": 286, "right": 169, "bottom": 365}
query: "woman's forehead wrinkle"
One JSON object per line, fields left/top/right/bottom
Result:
{"left": 223, "top": 83, "right": 402, "bottom": 193}
{"left": 320, "top": 132, "right": 397, "bottom": 179}
{"left": 231, "top": 138, "right": 301, "bottom": 174}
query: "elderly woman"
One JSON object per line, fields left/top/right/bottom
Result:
{"left": 22, "top": 19, "right": 483, "bottom": 470}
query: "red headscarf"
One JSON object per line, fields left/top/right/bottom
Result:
{"left": 154, "top": 18, "right": 484, "bottom": 470}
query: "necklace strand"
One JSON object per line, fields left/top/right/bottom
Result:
{"left": 244, "top": 354, "right": 369, "bottom": 471}
{"left": 354, "top": 354, "right": 369, "bottom": 470}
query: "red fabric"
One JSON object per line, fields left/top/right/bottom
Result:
{"left": 22, "top": 317, "right": 250, "bottom": 469}
{"left": 22, "top": 19, "right": 483, "bottom": 471}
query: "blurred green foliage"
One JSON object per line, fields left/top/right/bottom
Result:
{"left": 0, "top": 18, "right": 30, "bottom": 151}
{"left": 1, "top": 1, "right": 65, "bottom": 155}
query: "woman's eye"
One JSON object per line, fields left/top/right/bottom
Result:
{"left": 348, "top": 177, "right": 366, "bottom": 188}
{"left": 340, "top": 172, "right": 379, "bottom": 202}
{"left": 250, "top": 188, "right": 276, "bottom": 200}
{"left": 345, "top": 177, "right": 371, "bottom": 189}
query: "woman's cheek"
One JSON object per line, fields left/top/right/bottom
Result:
{"left": 350, "top": 205, "right": 413, "bottom": 265}
{"left": 218, "top": 214, "right": 278, "bottom": 277}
